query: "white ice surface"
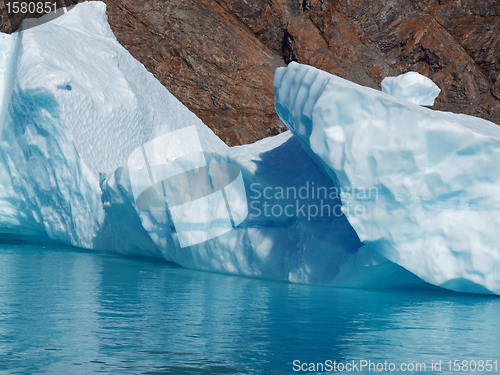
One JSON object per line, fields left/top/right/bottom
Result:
{"left": 0, "top": 3, "right": 426, "bottom": 288}
{"left": 100, "top": 130, "right": 425, "bottom": 287}
{"left": 274, "top": 62, "right": 500, "bottom": 294}
{"left": 14, "top": 2, "right": 227, "bottom": 178}
{"left": 381, "top": 71, "right": 441, "bottom": 106}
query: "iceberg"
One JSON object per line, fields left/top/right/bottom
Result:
{"left": 0, "top": 2, "right": 426, "bottom": 288}
{"left": 3, "top": 2, "right": 496, "bottom": 293}
{"left": 274, "top": 62, "right": 500, "bottom": 294}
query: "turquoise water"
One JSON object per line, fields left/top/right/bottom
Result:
{"left": 0, "top": 244, "right": 498, "bottom": 374}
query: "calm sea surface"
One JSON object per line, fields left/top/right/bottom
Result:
{"left": 0, "top": 244, "right": 498, "bottom": 374}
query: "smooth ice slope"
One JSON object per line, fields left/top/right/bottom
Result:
{"left": 13, "top": 2, "right": 227, "bottom": 177}
{"left": 0, "top": 2, "right": 425, "bottom": 288}
{"left": 381, "top": 71, "right": 441, "bottom": 106}
{"left": 274, "top": 62, "right": 500, "bottom": 294}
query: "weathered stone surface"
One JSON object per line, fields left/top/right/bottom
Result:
{"left": 416, "top": 0, "right": 500, "bottom": 118}
{"left": 2, "top": 0, "right": 499, "bottom": 145}
{"left": 103, "top": 0, "right": 287, "bottom": 145}
{"left": 224, "top": 0, "right": 500, "bottom": 125}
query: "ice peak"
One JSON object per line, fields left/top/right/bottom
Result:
{"left": 381, "top": 71, "right": 441, "bottom": 106}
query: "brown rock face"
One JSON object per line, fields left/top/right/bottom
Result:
{"left": 224, "top": 0, "right": 500, "bottom": 125}
{"left": 2, "top": 0, "right": 499, "bottom": 145}
{"left": 100, "top": 0, "right": 286, "bottom": 145}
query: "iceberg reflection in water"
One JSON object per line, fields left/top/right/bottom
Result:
{"left": 1, "top": 244, "right": 499, "bottom": 374}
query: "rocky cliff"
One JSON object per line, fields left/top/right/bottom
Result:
{"left": 2, "top": 0, "right": 499, "bottom": 145}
